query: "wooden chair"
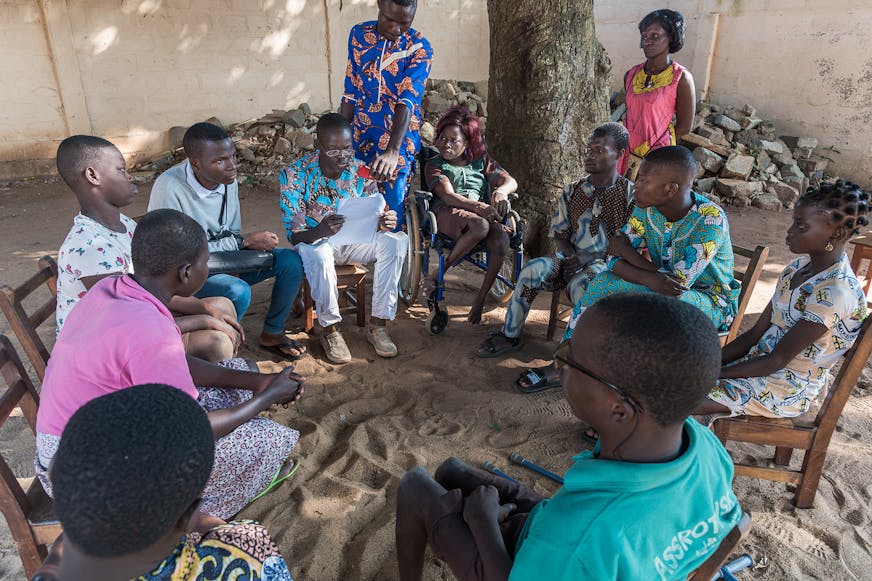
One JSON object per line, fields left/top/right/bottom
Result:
{"left": 721, "top": 244, "right": 769, "bottom": 345}
{"left": 848, "top": 231, "right": 872, "bottom": 306}
{"left": 303, "top": 264, "right": 368, "bottom": 333}
{"left": 712, "top": 315, "right": 872, "bottom": 508}
{"left": 0, "top": 256, "right": 58, "bottom": 381}
{"left": 687, "top": 512, "right": 752, "bottom": 580}
{"left": 545, "top": 244, "right": 769, "bottom": 342}
{"left": 0, "top": 335, "right": 62, "bottom": 577}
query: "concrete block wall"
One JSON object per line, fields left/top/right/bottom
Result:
{"left": 3, "top": 0, "right": 872, "bottom": 186}
{"left": 0, "top": 0, "right": 489, "bottom": 178}
{"left": 595, "top": 0, "right": 872, "bottom": 187}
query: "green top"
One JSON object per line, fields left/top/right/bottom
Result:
{"left": 509, "top": 418, "right": 742, "bottom": 581}
{"left": 424, "top": 150, "right": 507, "bottom": 204}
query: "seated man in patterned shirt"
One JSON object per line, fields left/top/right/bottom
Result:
{"left": 280, "top": 113, "right": 409, "bottom": 364}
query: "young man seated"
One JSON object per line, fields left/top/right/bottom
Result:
{"left": 149, "top": 122, "right": 307, "bottom": 361}
{"left": 517, "top": 145, "right": 739, "bottom": 393}
{"left": 54, "top": 134, "right": 242, "bottom": 362}
{"left": 477, "top": 122, "right": 634, "bottom": 360}
{"left": 279, "top": 113, "right": 408, "bottom": 363}
{"left": 396, "top": 293, "right": 742, "bottom": 580}
{"left": 33, "top": 384, "right": 293, "bottom": 580}
{"left": 35, "top": 209, "right": 304, "bottom": 520}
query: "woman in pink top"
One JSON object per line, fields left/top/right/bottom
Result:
{"left": 621, "top": 9, "right": 696, "bottom": 175}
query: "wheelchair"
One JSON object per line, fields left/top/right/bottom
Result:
{"left": 398, "top": 181, "right": 525, "bottom": 334}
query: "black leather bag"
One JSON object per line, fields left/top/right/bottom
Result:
{"left": 207, "top": 250, "right": 275, "bottom": 275}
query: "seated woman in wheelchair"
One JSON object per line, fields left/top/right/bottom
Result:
{"left": 423, "top": 106, "right": 518, "bottom": 323}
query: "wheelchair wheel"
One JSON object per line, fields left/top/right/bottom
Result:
{"left": 489, "top": 249, "right": 522, "bottom": 305}
{"left": 399, "top": 200, "right": 423, "bottom": 306}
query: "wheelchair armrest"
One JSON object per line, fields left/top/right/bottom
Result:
{"left": 508, "top": 192, "right": 519, "bottom": 200}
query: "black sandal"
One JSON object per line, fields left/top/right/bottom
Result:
{"left": 515, "top": 368, "right": 561, "bottom": 393}
{"left": 477, "top": 331, "right": 522, "bottom": 358}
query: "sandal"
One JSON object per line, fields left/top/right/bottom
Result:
{"left": 248, "top": 460, "right": 300, "bottom": 505}
{"left": 582, "top": 427, "right": 599, "bottom": 446}
{"left": 259, "top": 338, "right": 308, "bottom": 361}
{"left": 515, "top": 367, "right": 561, "bottom": 394}
{"left": 477, "top": 331, "right": 522, "bottom": 358}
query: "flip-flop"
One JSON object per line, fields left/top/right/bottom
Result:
{"left": 259, "top": 339, "right": 308, "bottom": 361}
{"left": 515, "top": 368, "right": 561, "bottom": 394}
{"left": 248, "top": 460, "right": 300, "bottom": 505}
{"left": 477, "top": 331, "right": 523, "bottom": 358}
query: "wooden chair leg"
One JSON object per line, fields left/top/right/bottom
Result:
{"left": 794, "top": 447, "right": 828, "bottom": 509}
{"left": 773, "top": 446, "right": 794, "bottom": 466}
{"left": 546, "top": 291, "right": 560, "bottom": 341}
{"left": 303, "top": 279, "right": 315, "bottom": 333}
{"left": 356, "top": 276, "right": 366, "bottom": 327}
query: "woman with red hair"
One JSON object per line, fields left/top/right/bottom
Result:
{"left": 424, "top": 106, "right": 518, "bottom": 323}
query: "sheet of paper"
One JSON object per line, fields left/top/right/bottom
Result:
{"left": 329, "top": 193, "right": 386, "bottom": 247}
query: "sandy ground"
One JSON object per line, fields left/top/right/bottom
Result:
{"left": 0, "top": 177, "right": 871, "bottom": 580}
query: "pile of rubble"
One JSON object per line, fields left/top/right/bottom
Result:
{"left": 133, "top": 78, "right": 489, "bottom": 184}
{"left": 419, "top": 78, "right": 489, "bottom": 144}
{"left": 613, "top": 96, "right": 832, "bottom": 211}
{"left": 132, "top": 103, "right": 321, "bottom": 186}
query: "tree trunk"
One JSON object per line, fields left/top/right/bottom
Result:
{"left": 486, "top": 0, "right": 611, "bottom": 255}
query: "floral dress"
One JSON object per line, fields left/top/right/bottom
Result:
{"left": 56, "top": 213, "right": 137, "bottom": 332}
{"left": 574, "top": 192, "right": 739, "bottom": 333}
{"left": 709, "top": 254, "right": 868, "bottom": 418}
{"left": 137, "top": 521, "right": 293, "bottom": 580}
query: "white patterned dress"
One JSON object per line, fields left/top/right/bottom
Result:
{"left": 709, "top": 254, "right": 867, "bottom": 418}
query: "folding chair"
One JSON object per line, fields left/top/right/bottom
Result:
{"left": 0, "top": 335, "right": 62, "bottom": 577}
{"left": 0, "top": 256, "right": 58, "bottom": 381}
{"left": 712, "top": 315, "right": 872, "bottom": 508}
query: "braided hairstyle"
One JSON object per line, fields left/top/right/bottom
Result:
{"left": 639, "top": 9, "right": 686, "bottom": 54}
{"left": 799, "top": 179, "right": 870, "bottom": 236}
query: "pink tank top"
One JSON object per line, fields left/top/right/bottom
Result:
{"left": 620, "top": 61, "right": 686, "bottom": 173}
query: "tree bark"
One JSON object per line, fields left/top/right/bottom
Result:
{"left": 486, "top": 0, "right": 611, "bottom": 254}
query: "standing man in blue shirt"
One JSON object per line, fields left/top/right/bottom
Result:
{"left": 340, "top": 0, "right": 433, "bottom": 226}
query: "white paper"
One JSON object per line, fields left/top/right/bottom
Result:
{"left": 328, "top": 193, "right": 386, "bottom": 247}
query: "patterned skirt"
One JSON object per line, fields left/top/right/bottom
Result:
{"left": 35, "top": 358, "right": 299, "bottom": 520}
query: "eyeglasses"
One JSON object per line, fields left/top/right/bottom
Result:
{"left": 324, "top": 147, "right": 355, "bottom": 160}
{"left": 554, "top": 342, "right": 643, "bottom": 413}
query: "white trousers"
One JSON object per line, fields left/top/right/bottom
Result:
{"left": 296, "top": 231, "right": 409, "bottom": 327}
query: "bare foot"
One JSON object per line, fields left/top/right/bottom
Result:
{"left": 467, "top": 302, "right": 484, "bottom": 324}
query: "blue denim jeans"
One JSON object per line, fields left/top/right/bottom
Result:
{"left": 195, "top": 248, "right": 304, "bottom": 335}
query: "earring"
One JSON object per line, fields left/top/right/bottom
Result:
{"left": 825, "top": 241, "right": 834, "bottom": 252}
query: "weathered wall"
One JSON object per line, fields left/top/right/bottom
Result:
{"left": 4, "top": 0, "right": 871, "bottom": 186}
{"left": 595, "top": 0, "right": 872, "bottom": 187}
{"left": 0, "top": 0, "right": 488, "bottom": 178}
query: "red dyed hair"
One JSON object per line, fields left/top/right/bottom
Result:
{"left": 434, "top": 106, "right": 487, "bottom": 161}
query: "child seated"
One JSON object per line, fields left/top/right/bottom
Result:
{"left": 35, "top": 209, "right": 304, "bottom": 520}
{"left": 576, "top": 145, "right": 738, "bottom": 329}
{"left": 700, "top": 180, "right": 870, "bottom": 418}
{"left": 54, "top": 134, "right": 242, "bottom": 362}
{"left": 517, "top": 145, "right": 738, "bottom": 393}
{"left": 477, "top": 122, "right": 634, "bottom": 359}
{"left": 424, "top": 106, "right": 519, "bottom": 324}
{"left": 280, "top": 113, "right": 408, "bottom": 364}
{"left": 396, "top": 293, "right": 742, "bottom": 580}
{"left": 33, "top": 384, "right": 293, "bottom": 580}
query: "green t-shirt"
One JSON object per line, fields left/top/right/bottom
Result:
{"left": 509, "top": 418, "right": 741, "bottom": 581}
{"left": 424, "top": 151, "right": 507, "bottom": 204}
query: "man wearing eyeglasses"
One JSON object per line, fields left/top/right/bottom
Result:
{"left": 395, "top": 293, "right": 741, "bottom": 581}
{"left": 280, "top": 113, "right": 408, "bottom": 364}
